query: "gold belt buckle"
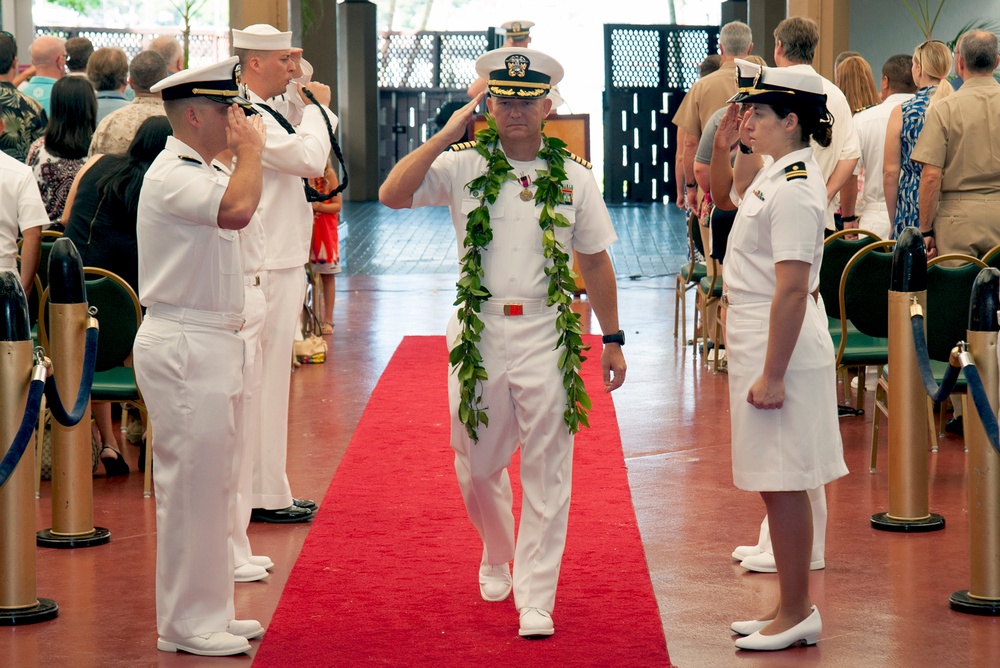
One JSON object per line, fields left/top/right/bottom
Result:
{"left": 253, "top": 275, "right": 260, "bottom": 287}
{"left": 721, "top": 292, "right": 730, "bottom": 307}
{"left": 503, "top": 303, "right": 524, "bottom": 316}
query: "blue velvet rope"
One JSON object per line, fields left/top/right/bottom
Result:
{"left": 45, "top": 326, "right": 99, "bottom": 427}
{"left": 910, "top": 314, "right": 961, "bottom": 402}
{"left": 961, "top": 365, "right": 1000, "bottom": 457}
{"left": 0, "top": 378, "right": 45, "bottom": 489}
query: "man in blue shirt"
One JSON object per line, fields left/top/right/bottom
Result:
{"left": 17, "top": 35, "right": 65, "bottom": 115}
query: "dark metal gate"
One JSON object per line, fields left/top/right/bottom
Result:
{"left": 378, "top": 30, "right": 502, "bottom": 184}
{"left": 603, "top": 24, "right": 719, "bottom": 204}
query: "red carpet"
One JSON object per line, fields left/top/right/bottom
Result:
{"left": 253, "top": 336, "right": 671, "bottom": 667}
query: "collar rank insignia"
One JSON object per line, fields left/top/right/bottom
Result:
{"left": 179, "top": 155, "right": 202, "bottom": 165}
{"left": 784, "top": 162, "right": 808, "bottom": 181}
{"left": 506, "top": 54, "right": 529, "bottom": 78}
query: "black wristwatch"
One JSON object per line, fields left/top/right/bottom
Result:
{"left": 602, "top": 330, "right": 625, "bottom": 346}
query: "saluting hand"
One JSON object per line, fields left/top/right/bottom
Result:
{"left": 442, "top": 92, "right": 484, "bottom": 145}
{"left": 226, "top": 105, "right": 266, "bottom": 158}
{"left": 714, "top": 103, "right": 743, "bottom": 151}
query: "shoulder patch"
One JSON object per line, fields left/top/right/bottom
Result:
{"left": 449, "top": 141, "right": 477, "bottom": 152}
{"left": 178, "top": 155, "right": 202, "bottom": 165}
{"left": 567, "top": 152, "right": 592, "bottom": 170}
{"left": 784, "top": 162, "right": 808, "bottom": 181}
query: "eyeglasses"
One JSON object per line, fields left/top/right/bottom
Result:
{"left": 915, "top": 39, "right": 947, "bottom": 67}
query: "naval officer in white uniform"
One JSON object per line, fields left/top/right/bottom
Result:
{"left": 711, "top": 59, "right": 849, "bottom": 652}
{"left": 380, "top": 47, "right": 626, "bottom": 638}
{"left": 231, "top": 24, "right": 338, "bottom": 528}
{"left": 132, "top": 57, "right": 268, "bottom": 657}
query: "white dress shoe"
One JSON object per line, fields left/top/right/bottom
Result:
{"left": 739, "top": 551, "right": 825, "bottom": 573}
{"left": 157, "top": 631, "right": 251, "bottom": 656}
{"left": 249, "top": 554, "right": 275, "bottom": 570}
{"left": 227, "top": 619, "right": 265, "bottom": 640}
{"left": 234, "top": 563, "right": 269, "bottom": 582}
{"left": 735, "top": 606, "right": 822, "bottom": 651}
{"left": 479, "top": 563, "right": 511, "bottom": 602}
{"left": 730, "top": 618, "right": 774, "bottom": 635}
{"left": 518, "top": 607, "right": 555, "bottom": 638}
{"left": 732, "top": 544, "right": 764, "bottom": 561}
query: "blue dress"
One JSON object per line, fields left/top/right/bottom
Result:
{"left": 892, "top": 86, "right": 935, "bottom": 239}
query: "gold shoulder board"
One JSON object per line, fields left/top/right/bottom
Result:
{"left": 567, "top": 152, "right": 592, "bottom": 170}
{"left": 178, "top": 155, "right": 202, "bottom": 165}
{"left": 784, "top": 162, "right": 807, "bottom": 181}
{"left": 449, "top": 141, "right": 477, "bottom": 152}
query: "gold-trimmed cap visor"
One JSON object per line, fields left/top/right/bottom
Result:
{"left": 475, "top": 47, "right": 563, "bottom": 99}
{"left": 726, "top": 58, "right": 827, "bottom": 108}
{"left": 151, "top": 56, "right": 256, "bottom": 113}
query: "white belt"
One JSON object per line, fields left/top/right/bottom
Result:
{"left": 721, "top": 292, "right": 771, "bottom": 307}
{"left": 479, "top": 298, "right": 548, "bottom": 316}
{"left": 0, "top": 258, "right": 16, "bottom": 271}
{"left": 244, "top": 274, "right": 261, "bottom": 287}
{"left": 147, "top": 303, "right": 245, "bottom": 331}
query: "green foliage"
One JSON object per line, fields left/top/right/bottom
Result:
{"left": 44, "top": 0, "right": 100, "bottom": 13}
{"left": 452, "top": 118, "right": 591, "bottom": 442}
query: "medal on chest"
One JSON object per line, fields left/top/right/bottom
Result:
{"left": 518, "top": 174, "right": 533, "bottom": 202}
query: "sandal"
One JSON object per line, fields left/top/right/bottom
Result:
{"left": 100, "top": 445, "right": 130, "bottom": 477}
{"left": 320, "top": 322, "right": 334, "bottom": 335}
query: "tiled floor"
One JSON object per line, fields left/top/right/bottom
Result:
{"left": 4, "top": 201, "right": 999, "bottom": 667}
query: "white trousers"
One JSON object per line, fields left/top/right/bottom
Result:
{"left": 755, "top": 485, "right": 826, "bottom": 561}
{"left": 859, "top": 204, "right": 891, "bottom": 241}
{"left": 252, "top": 266, "right": 306, "bottom": 509}
{"left": 133, "top": 309, "right": 245, "bottom": 638}
{"left": 233, "top": 284, "right": 266, "bottom": 568}
{"left": 447, "top": 310, "right": 574, "bottom": 614}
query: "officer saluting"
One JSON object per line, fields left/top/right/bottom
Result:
{"left": 132, "top": 56, "right": 268, "bottom": 657}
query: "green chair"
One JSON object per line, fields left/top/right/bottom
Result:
{"left": 38, "top": 268, "right": 152, "bottom": 496}
{"left": 674, "top": 210, "right": 707, "bottom": 348}
{"left": 821, "top": 229, "right": 882, "bottom": 409}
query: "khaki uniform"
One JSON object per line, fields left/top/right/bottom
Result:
{"left": 912, "top": 76, "right": 1000, "bottom": 258}
{"left": 671, "top": 61, "right": 737, "bottom": 137}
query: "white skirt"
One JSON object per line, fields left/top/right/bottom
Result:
{"left": 726, "top": 297, "right": 849, "bottom": 491}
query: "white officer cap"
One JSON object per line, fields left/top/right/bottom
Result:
{"left": 500, "top": 20, "right": 534, "bottom": 40}
{"left": 232, "top": 23, "right": 292, "bottom": 51}
{"left": 727, "top": 58, "right": 826, "bottom": 106}
{"left": 475, "top": 47, "right": 563, "bottom": 100}
{"left": 151, "top": 56, "right": 255, "bottom": 112}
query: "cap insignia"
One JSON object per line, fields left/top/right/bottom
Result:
{"left": 506, "top": 54, "right": 530, "bottom": 78}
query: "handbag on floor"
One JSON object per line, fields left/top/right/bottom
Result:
{"left": 294, "top": 302, "right": 327, "bottom": 364}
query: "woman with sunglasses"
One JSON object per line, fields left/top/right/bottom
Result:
{"left": 883, "top": 39, "right": 953, "bottom": 239}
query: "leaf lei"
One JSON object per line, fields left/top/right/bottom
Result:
{"left": 448, "top": 115, "right": 591, "bottom": 442}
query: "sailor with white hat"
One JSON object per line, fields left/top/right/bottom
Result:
{"left": 381, "top": 46, "right": 626, "bottom": 640}
{"left": 227, "top": 26, "right": 336, "bottom": 567}
{"left": 134, "top": 56, "right": 268, "bottom": 656}
{"left": 500, "top": 20, "right": 534, "bottom": 44}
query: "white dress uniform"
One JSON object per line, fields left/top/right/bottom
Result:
{"left": 0, "top": 150, "right": 48, "bottom": 278}
{"left": 724, "top": 146, "right": 849, "bottom": 490}
{"left": 412, "top": 142, "right": 617, "bottom": 614}
{"left": 853, "top": 93, "right": 914, "bottom": 239}
{"left": 244, "top": 73, "right": 337, "bottom": 512}
{"left": 133, "top": 135, "right": 250, "bottom": 639}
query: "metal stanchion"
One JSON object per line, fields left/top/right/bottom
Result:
{"left": 37, "top": 239, "right": 109, "bottom": 549}
{"left": 0, "top": 273, "right": 58, "bottom": 625}
{"left": 951, "top": 268, "right": 1000, "bottom": 614}
{"left": 872, "top": 228, "right": 945, "bottom": 531}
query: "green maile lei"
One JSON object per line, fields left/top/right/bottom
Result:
{"left": 448, "top": 115, "right": 592, "bottom": 442}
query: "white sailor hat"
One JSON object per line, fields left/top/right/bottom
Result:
{"left": 232, "top": 23, "right": 292, "bottom": 51}
{"left": 727, "top": 58, "right": 827, "bottom": 108}
{"left": 500, "top": 20, "right": 534, "bottom": 40}
{"left": 150, "top": 56, "right": 255, "bottom": 112}
{"left": 476, "top": 47, "right": 563, "bottom": 99}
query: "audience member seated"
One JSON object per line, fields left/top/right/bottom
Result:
{"left": 26, "top": 76, "right": 97, "bottom": 229}
{"left": 147, "top": 35, "right": 184, "bottom": 75}
{"left": 17, "top": 35, "right": 66, "bottom": 115}
{"left": 65, "top": 36, "right": 94, "bottom": 79}
{"left": 88, "top": 47, "right": 130, "bottom": 122}
{"left": 62, "top": 116, "right": 172, "bottom": 475}
{"left": 90, "top": 50, "right": 167, "bottom": 156}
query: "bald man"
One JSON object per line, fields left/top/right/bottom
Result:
{"left": 149, "top": 36, "right": 184, "bottom": 75}
{"left": 18, "top": 35, "right": 66, "bottom": 114}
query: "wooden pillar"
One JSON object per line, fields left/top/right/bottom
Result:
{"left": 786, "top": 0, "right": 851, "bottom": 80}
{"left": 338, "top": 0, "right": 378, "bottom": 201}
{"left": 230, "top": 0, "right": 289, "bottom": 33}
{"left": 747, "top": 0, "right": 786, "bottom": 65}
{"left": 302, "top": 0, "right": 339, "bottom": 113}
